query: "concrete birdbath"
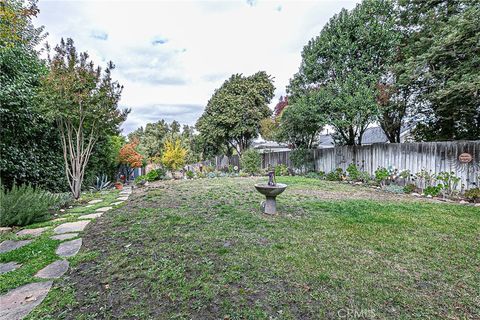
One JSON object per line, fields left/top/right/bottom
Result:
{"left": 254, "top": 171, "right": 287, "bottom": 215}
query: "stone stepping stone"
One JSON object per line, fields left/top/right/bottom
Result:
{"left": 53, "top": 220, "right": 89, "bottom": 234}
{"left": 50, "top": 233, "right": 78, "bottom": 241}
{"left": 87, "top": 199, "right": 103, "bottom": 204}
{"left": 0, "top": 240, "right": 32, "bottom": 254}
{"left": 95, "top": 206, "right": 112, "bottom": 212}
{"left": 56, "top": 238, "right": 82, "bottom": 258}
{"left": 0, "top": 262, "right": 21, "bottom": 275}
{"left": 111, "top": 201, "right": 123, "bottom": 206}
{"left": 117, "top": 196, "right": 129, "bottom": 201}
{"left": 79, "top": 212, "right": 103, "bottom": 220}
{"left": 0, "top": 227, "right": 12, "bottom": 234}
{"left": 16, "top": 227, "right": 49, "bottom": 238}
{"left": 52, "top": 218, "right": 66, "bottom": 222}
{"left": 0, "top": 281, "right": 52, "bottom": 320}
{"left": 35, "top": 260, "right": 69, "bottom": 279}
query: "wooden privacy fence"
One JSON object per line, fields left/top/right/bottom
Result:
{"left": 193, "top": 141, "right": 480, "bottom": 189}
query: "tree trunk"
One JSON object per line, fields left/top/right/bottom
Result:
{"left": 57, "top": 115, "right": 97, "bottom": 199}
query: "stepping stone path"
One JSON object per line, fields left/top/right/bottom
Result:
{"left": 79, "top": 212, "right": 103, "bottom": 219}
{"left": 50, "top": 233, "right": 79, "bottom": 241}
{"left": 56, "top": 238, "right": 82, "bottom": 258}
{"left": 0, "top": 281, "right": 52, "bottom": 320}
{"left": 35, "top": 260, "right": 69, "bottom": 279}
{"left": 52, "top": 218, "right": 66, "bottom": 222}
{"left": 0, "top": 240, "right": 32, "bottom": 254}
{"left": 0, "top": 186, "right": 134, "bottom": 319}
{"left": 0, "top": 262, "right": 21, "bottom": 275}
{"left": 0, "top": 227, "right": 12, "bottom": 234}
{"left": 16, "top": 227, "right": 49, "bottom": 238}
{"left": 53, "top": 220, "right": 90, "bottom": 234}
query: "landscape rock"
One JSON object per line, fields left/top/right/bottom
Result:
{"left": 0, "top": 281, "right": 52, "bottom": 320}
{"left": 117, "top": 196, "right": 129, "bottom": 201}
{"left": 111, "top": 201, "right": 123, "bottom": 206}
{"left": 35, "top": 260, "right": 69, "bottom": 279}
{"left": 50, "top": 233, "right": 79, "bottom": 241}
{"left": 87, "top": 199, "right": 103, "bottom": 204}
{"left": 56, "top": 238, "right": 82, "bottom": 257}
{"left": 96, "top": 206, "right": 112, "bottom": 212}
{"left": 0, "top": 227, "right": 12, "bottom": 234}
{"left": 0, "top": 240, "right": 32, "bottom": 254}
{"left": 459, "top": 200, "right": 468, "bottom": 204}
{"left": 53, "top": 220, "right": 90, "bottom": 234}
{"left": 16, "top": 227, "right": 49, "bottom": 238}
{"left": 0, "top": 262, "right": 22, "bottom": 275}
{"left": 79, "top": 212, "right": 103, "bottom": 219}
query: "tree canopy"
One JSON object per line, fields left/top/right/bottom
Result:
{"left": 196, "top": 71, "right": 275, "bottom": 155}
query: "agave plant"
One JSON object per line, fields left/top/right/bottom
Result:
{"left": 91, "top": 174, "right": 111, "bottom": 191}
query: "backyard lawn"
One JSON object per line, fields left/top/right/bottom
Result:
{"left": 28, "top": 177, "right": 479, "bottom": 319}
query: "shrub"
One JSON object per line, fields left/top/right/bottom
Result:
{"left": 274, "top": 164, "right": 289, "bottom": 176}
{"left": 326, "top": 168, "right": 344, "bottom": 181}
{"left": 403, "top": 183, "right": 416, "bottom": 194}
{"left": 161, "top": 138, "right": 187, "bottom": 171}
{"left": 0, "top": 184, "right": 60, "bottom": 227}
{"left": 436, "top": 171, "right": 460, "bottom": 197}
{"left": 197, "top": 172, "right": 206, "bottom": 179}
{"left": 424, "top": 185, "right": 442, "bottom": 197}
{"left": 134, "top": 175, "right": 146, "bottom": 184}
{"left": 145, "top": 170, "right": 159, "bottom": 182}
{"left": 346, "top": 163, "right": 360, "bottom": 181}
{"left": 357, "top": 171, "right": 371, "bottom": 183}
{"left": 51, "top": 192, "right": 74, "bottom": 210}
{"left": 290, "top": 148, "right": 314, "bottom": 172}
{"left": 375, "top": 167, "right": 389, "bottom": 187}
{"left": 186, "top": 171, "right": 195, "bottom": 179}
{"left": 240, "top": 149, "right": 261, "bottom": 175}
{"left": 464, "top": 188, "right": 480, "bottom": 202}
{"left": 305, "top": 172, "right": 320, "bottom": 179}
{"left": 239, "top": 171, "right": 250, "bottom": 178}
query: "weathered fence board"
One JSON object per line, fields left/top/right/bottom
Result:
{"left": 197, "top": 141, "right": 479, "bottom": 189}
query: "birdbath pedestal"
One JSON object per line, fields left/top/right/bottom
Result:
{"left": 254, "top": 183, "right": 288, "bottom": 214}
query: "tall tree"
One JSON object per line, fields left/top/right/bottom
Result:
{"left": 288, "top": 0, "right": 400, "bottom": 145}
{"left": 398, "top": 0, "right": 480, "bottom": 140}
{"left": 40, "top": 38, "right": 129, "bottom": 198}
{"left": 196, "top": 71, "right": 275, "bottom": 155}
{"left": 0, "top": 0, "right": 67, "bottom": 191}
{"left": 276, "top": 92, "right": 325, "bottom": 148}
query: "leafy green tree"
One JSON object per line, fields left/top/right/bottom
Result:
{"left": 288, "top": 0, "right": 399, "bottom": 145}
{"left": 196, "top": 71, "right": 275, "bottom": 155}
{"left": 276, "top": 92, "right": 325, "bottom": 148}
{"left": 40, "top": 38, "right": 129, "bottom": 198}
{"left": 0, "top": 0, "right": 67, "bottom": 191}
{"left": 397, "top": 0, "right": 480, "bottom": 140}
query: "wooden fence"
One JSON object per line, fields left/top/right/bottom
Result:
{"left": 193, "top": 141, "right": 480, "bottom": 189}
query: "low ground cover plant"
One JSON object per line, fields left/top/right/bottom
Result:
{"left": 464, "top": 188, "right": 480, "bottom": 203}
{"left": 0, "top": 184, "right": 62, "bottom": 227}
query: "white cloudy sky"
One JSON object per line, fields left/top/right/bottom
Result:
{"left": 35, "top": 0, "right": 358, "bottom": 135}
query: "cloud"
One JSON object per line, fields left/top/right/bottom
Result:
{"left": 152, "top": 36, "right": 168, "bottom": 45}
{"left": 36, "top": 0, "right": 360, "bottom": 135}
{"left": 91, "top": 30, "right": 108, "bottom": 40}
{"left": 121, "top": 103, "right": 204, "bottom": 133}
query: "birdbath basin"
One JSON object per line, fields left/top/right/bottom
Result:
{"left": 254, "top": 183, "right": 287, "bottom": 215}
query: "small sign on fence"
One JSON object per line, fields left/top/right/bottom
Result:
{"left": 458, "top": 153, "right": 473, "bottom": 163}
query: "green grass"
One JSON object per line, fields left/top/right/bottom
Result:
{"left": 23, "top": 177, "right": 480, "bottom": 319}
